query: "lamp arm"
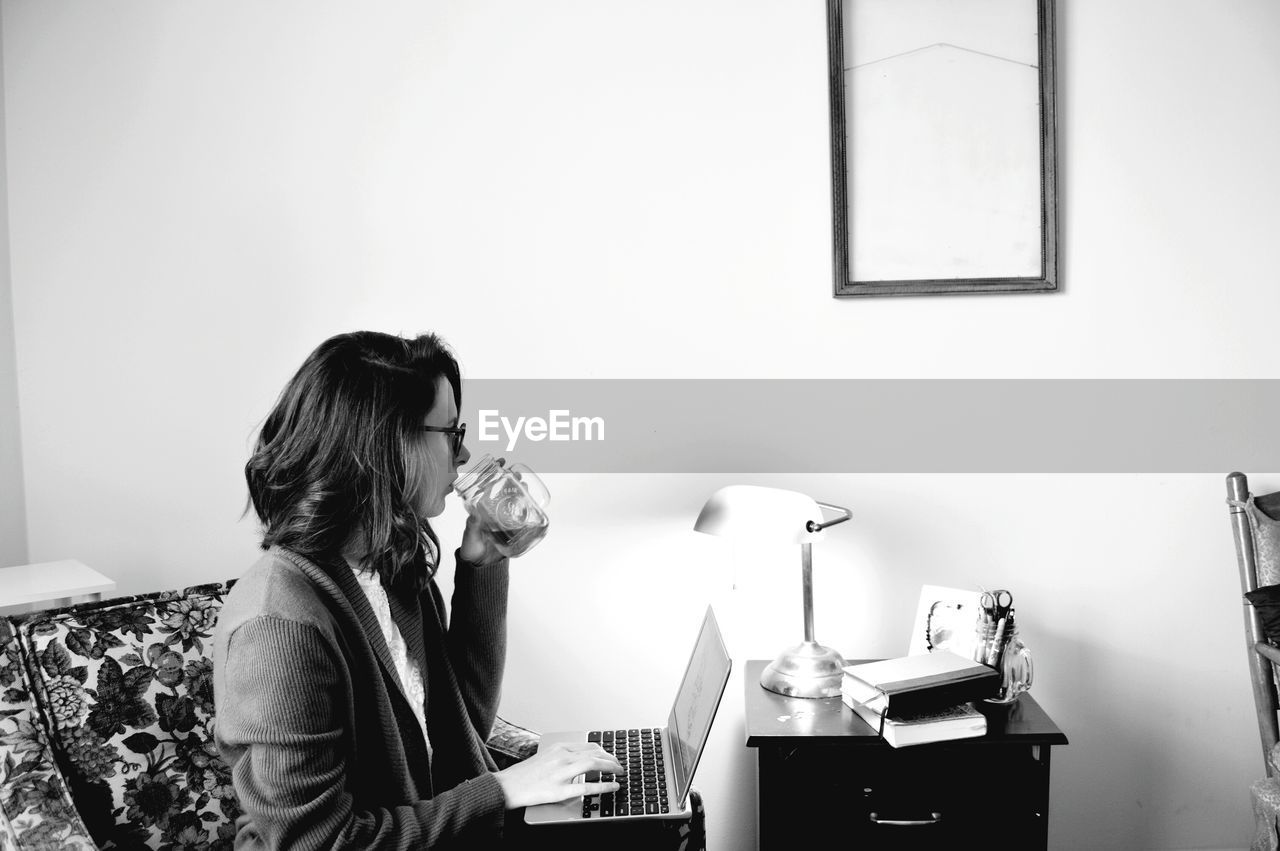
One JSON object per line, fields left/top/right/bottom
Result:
{"left": 806, "top": 502, "right": 852, "bottom": 533}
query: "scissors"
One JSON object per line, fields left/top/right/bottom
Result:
{"left": 980, "top": 589, "right": 1013, "bottom": 622}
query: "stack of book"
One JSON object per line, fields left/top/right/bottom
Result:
{"left": 841, "top": 650, "right": 1000, "bottom": 748}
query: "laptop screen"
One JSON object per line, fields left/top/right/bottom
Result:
{"left": 667, "top": 606, "right": 732, "bottom": 805}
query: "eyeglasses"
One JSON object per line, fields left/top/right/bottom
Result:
{"left": 420, "top": 423, "right": 466, "bottom": 456}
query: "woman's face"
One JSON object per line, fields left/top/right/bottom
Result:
{"left": 410, "top": 374, "right": 469, "bottom": 518}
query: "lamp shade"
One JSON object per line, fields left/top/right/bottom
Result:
{"left": 693, "top": 486, "right": 825, "bottom": 544}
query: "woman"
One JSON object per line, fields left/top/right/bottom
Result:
{"left": 213, "top": 331, "right": 621, "bottom": 849}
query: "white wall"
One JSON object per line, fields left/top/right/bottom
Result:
{"left": 3, "top": 1, "right": 1279, "bottom": 849}
{"left": 0, "top": 4, "right": 25, "bottom": 569}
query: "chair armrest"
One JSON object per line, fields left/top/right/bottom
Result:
{"left": 1257, "top": 641, "right": 1280, "bottom": 666}
{"left": 486, "top": 716, "right": 540, "bottom": 770}
{"left": 1, "top": 618, "right": 99, "bottom": 850}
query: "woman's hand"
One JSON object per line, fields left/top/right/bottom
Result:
{"left": 493, "top": 742, "right": 623, "bottom": 809}
{"left": 457, "top": 457, "right": 508, "bottom": 564}
{"left": 458, "top": 513, "right": 505, "bottom": 565}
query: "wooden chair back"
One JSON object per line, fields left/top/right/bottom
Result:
{"left": 1228, "top": 471, "right": 1280, "bottom": 776}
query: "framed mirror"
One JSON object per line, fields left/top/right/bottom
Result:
{"left": 827, "top": 0, "right": 1057, "bottom": 297}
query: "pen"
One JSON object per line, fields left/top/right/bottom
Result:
{"left": 986, "top": 616, "right": 1007, "bottom": 667}
{"left": 974, "top": 611, "right": 990, "bottom": 663}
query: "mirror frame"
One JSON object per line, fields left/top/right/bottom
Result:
{"left": 827, "top": 0, "right": 1058, "bottom": 297}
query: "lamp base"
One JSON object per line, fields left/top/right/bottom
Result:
{"left": 759, "top": 641, "right": 847, "bottom": 699}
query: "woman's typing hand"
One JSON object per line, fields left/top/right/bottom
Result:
{"left": 493, "top": 741, "right": 623, "bottom": 809}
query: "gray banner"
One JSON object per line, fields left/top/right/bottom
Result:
{"left": 456, "top": 379, "right": 1280, "bottom": 473}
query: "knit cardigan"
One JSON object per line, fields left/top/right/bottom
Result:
{"left": 212, "top": 545, "right": 510, "bottom": 849}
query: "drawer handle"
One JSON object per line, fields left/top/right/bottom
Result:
{"left": 868, "top": 812, "right": 943, "bottom": 827}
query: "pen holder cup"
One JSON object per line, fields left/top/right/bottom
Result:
{"left": 973, "top": 619, "right": 1033, "bottom": 704}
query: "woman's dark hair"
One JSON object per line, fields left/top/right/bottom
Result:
{"left": 245, "top": 331, "right": 461, "bottom": 589}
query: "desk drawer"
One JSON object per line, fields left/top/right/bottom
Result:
{"left": 758, "top": 742, "right": 1048, "bottom": 848}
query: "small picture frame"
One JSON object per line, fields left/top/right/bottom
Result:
{"left": 908, "top": 585, "right": 982, "bottom": 658}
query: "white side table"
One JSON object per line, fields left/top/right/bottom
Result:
{"left": 0, "top": 560, "right": 116, "bottom": 617}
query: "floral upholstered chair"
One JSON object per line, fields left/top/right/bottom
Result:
{"left": 0, "top": 581, "right": 705, "bottom": 850}
{"left": 1, "top": 582, "right": 241, "bottom": 849}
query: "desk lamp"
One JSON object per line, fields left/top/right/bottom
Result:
{"left": 694, "top": 485, "right": 852, "bottom": 699}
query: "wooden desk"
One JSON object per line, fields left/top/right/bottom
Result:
{"left": 744, "top": 659, "right": 1068, "bottom": 849}
{"left": 0, "top": 560, "right": 116, "bottom": 617}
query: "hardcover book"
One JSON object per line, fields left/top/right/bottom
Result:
{"left": 844, "top": 696, "right": 987, "bottom": 748}
{"left": 841, "top": 649, "right": 999, "bottom": 717}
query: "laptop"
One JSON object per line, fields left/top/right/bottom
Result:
{"left": 524, "top": 605, "right": 732, "bottom": 825}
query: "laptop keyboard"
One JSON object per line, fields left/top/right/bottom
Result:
{"left": 581, "top": 728, "right": 670, "bottom": 818}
